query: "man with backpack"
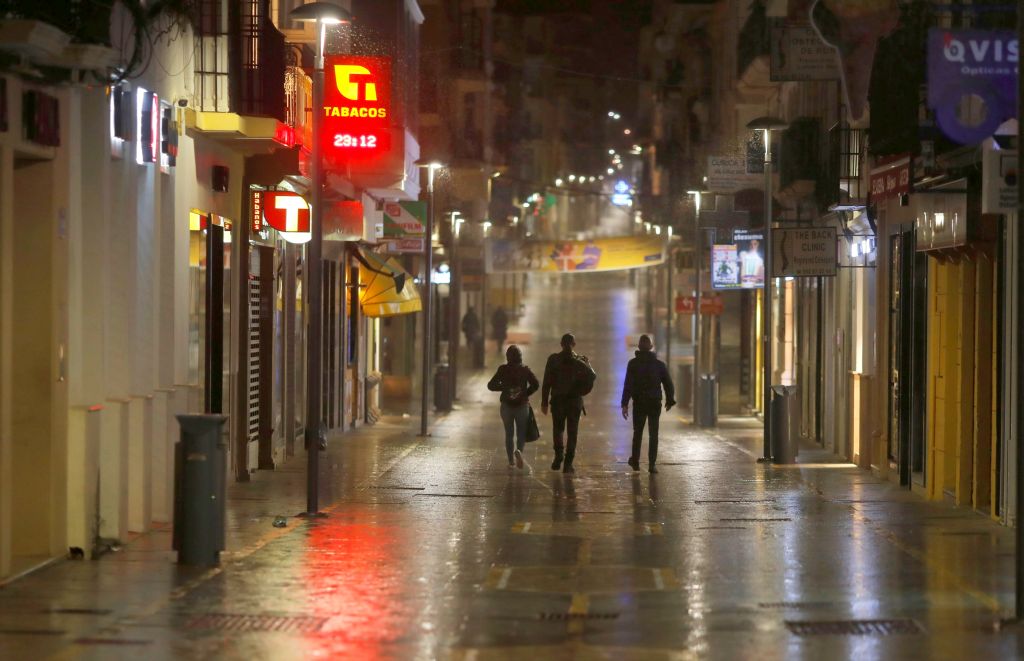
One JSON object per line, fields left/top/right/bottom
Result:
{"left": 541, "top": 333, "right": 597, "bottom": 473}
{"left": 620, "top": 334, "right": 675, "bottom": 473}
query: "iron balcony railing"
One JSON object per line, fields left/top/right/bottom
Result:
{"left": 819, "top": 122, "right": 867, "bottom": 211}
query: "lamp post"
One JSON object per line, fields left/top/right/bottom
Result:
{"left": 687, "top": 190, "right": 706, "bottom": 423}
{"left": 445, "top": 210, "right": 462, "bottom": 402}
{"left": 416, "top": 159, "right": 445, "bottom": 436}
{"left": 746, "top": 116, "right": 787, "bottom": 462}
{"left": 289, "top": 1, "right": 351, "bottom": 518}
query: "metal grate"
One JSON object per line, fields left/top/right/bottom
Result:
{"left": 786, "top": 619, "right": 924, "bottom": 636}
{"left": 539, "top": 612, "right": 619, "bottom": 621}
{"left": 186, "top": 614, "right": 327, "bottom": 633}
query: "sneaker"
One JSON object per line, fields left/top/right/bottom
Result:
{"left": 627, "top": 457, "right": 640, "bottom": 472}
{"left": 562, "top": 463, "right": 575, "bottom": 474}
{"left": 514, "top": 449, "right": 524, "bottom": 469}
{"left": 648, "top": 465, "right": 658, "bottom": 474}
{"left": 551, "top": 455, "right": 563, "bottom": 471}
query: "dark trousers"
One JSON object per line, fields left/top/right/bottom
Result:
{"left": 631, "top": 399, "right": 662, "bottom": 465}
{"left": 551, "top": 396, "right": 583, "bottom": 464}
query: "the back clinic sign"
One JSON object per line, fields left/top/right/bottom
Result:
{"left": 323, "top": 55, "right": 392, "bottom": 159}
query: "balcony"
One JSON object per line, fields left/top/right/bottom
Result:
{"left": 778, "top": 117, "right": 821, "bottom": 201}
{"left": 736, "top": 0, "right": 771, "bottom": 96}
{"left": 819, "top": 122, "right": 867, "bottom": 212}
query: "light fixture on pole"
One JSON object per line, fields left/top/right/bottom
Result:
{"left": 416, "top": 159, "right": 445, "bottom": 437}
{"left": 687, "top": 189, "right": 708, "bottom": 424}
{"left": 289, "top": 1, "right": 351, "bottom": 518}
{"left": 746, "top": 115, "right": 787, "bottom": 462}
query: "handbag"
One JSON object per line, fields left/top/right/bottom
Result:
{"left": 525, "top": 405, "right": 541, "bottom": 443}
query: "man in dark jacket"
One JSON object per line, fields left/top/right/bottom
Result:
{"left": 541, "top": 333, "right": 596, "bottom": 473}
{"left": 621, "top": 334, "right": 675, "bottom": 473}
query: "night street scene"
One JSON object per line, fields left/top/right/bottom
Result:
{"left": 4, "top": 0, "right": 1024, "bottom": 659}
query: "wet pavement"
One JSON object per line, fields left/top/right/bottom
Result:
{"left": 3, "top": 272, "right": 1024, "bottom": 660}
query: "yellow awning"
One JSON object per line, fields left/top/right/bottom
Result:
{"left": 358, "top": 250, "right": 422, "bottom": 317}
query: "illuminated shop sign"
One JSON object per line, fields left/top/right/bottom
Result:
{"left": 611, "top": 180, "right": 632, "bottom": 206}
{"left": 254, "top": 191, "right": 311, "bottom": 233}
{"left": 323, "top": 55, "right": 392, "bottom": 159}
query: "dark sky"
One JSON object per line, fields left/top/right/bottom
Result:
{"left": 497, "top": 0, "right": 653, "bottom": 78}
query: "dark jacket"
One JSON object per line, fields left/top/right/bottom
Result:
{"left": 487, "top": 363, "right": 539, "bottom": 406}
{"left": 621, "top": 350, "right": 675, "bottom": 407}
{"left": 541, "top": 350, "right": 596, "bottom": 407}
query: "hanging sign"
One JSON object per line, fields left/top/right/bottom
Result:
{"left": 323, "top": 55, "right": 392, "bottom": 159}
{"left": 260, "top": 191, "right": 310, "bottom": 233}
{"left": 927, "top": 29, "right": 1018, "bottom": 144}
{"left": 707, "top": 155, "right": 762, "bottom": 193}
{"left": 381, "top": 200, "right": 426, "bottom": 238}
{"left": 982, "top": 148, "right": 1018, "bottom": 214}
{"left": 869, "top": 154, "right": 911, "bottom": 200}
{"left": 771, "top": 227, "right": 838, "bottom": 277}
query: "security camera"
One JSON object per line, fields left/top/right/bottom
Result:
{"left": 177, "top": 97, "right": 188, "bottom": 107}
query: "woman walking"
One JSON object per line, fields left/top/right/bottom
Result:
{"left": 487, "top": 345, "right": 540, "bottom": 469}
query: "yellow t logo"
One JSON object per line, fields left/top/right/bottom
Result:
{"left": 334, "top": 65, "right": 377, "bottom": 101}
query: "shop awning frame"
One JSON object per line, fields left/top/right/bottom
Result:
{"left": 354, "top": 248, "right": 421, "bottom": 317}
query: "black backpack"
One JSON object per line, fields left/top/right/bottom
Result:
{"left": 568, "top": 354, "right": 597, "bottom": 397}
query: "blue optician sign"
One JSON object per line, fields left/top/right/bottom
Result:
{"left": 612, "top": 180, "right": 632, "bottom": 206}
{"left": 927, "top": 28, "right": 1017, "bottom": 144}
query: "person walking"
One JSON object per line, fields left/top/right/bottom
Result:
{"left": 491, "top": 306, "right": 508, "bottom": 355}
{"left": 462, "top": 306, "right": 481, "bottom": 350}
{"left": 487, "top": 345, "right": 540, "bottom": 469}
{"left": 541, "top": 333, "right": 597, "bottom": 473}
{"left": 621, "top": 334, "right": 675, "bottom": 473}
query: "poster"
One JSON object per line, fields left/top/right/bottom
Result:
{"left": 712, "top": 231, "right": 764, "bottom": 290}
{"left": 485, "top": 236, "right": 665, "bottom": 274}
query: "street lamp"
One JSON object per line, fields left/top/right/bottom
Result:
{"left": 687, "top": 189, "right": 707, "bottom": 424}
{"left": 416, "top": 159, "right": 445, "bottom": 436}
{"left": 290, "top": 1, "right": 352, "bottom": 518}
{"left": 746, "top": 115, "right": 787, "bottom": 462}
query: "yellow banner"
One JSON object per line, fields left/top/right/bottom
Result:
{"left": 485, "top": 236, "right": 666, "bottom": 274}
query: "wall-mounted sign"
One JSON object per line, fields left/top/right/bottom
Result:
{"left": 160, "top": 104, "right": 177, "bottom": 170}
{"left": 323, "top": 55, "right": 392, "bottom": 160}
{"left": 381, "top": 200, "right": 425, "bottom": 238}
{"left": 982, "top": 148, "right": 1017, "bottom": 214}
{"left": 707, "top": 155, "right": 762, "bottom": 193}
{"left": 258, "top": 191, "right": 310, "bottom": 233}
{"left": 770, "top": 23, "right": 840, "bottom": 81}
{"left": 136, "top": 88, "right": 159, "bottom": 164}
{"left": 928, "top": 28, "right": 1017, "bottom": 144}
{"left": 711, "top": 230, "right": 764, "bottom": 290}
{"left": 323, "top": 200, "right": 364, "bottom": 241}
{"left": 869, "top": 154, "right": 911, "bottom": 201}
{"left": 612, "top": 180, "right": 633, "bottom": 206}
{"left": 384, "top": 238, "right": 425, "bottom": 253}
{"left": 771, "top": 227, "right": 838, "bottom": 277}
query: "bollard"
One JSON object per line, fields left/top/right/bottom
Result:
{"left": 698, "top": 373, "right": 719, "bottom": 428}
{"left": 677, "top": 364, "right": 693, "bottom": 412}
{"left": 173, "top": 414, "right": 227, "bottom": 566}
{"left": 770, "top": 385, "right": 799, "bottom": 464}
{"left": 434, "top": 364, "right": 452, "bottom": 412}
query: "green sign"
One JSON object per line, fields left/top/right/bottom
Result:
{"left": 381, "top": 201, "right": 426, "bottom": 238}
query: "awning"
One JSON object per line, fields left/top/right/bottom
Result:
{"left": 357, "top": 250, "right": 421, "bottom": 317}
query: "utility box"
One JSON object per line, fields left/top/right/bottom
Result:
{"left": 173, "top": 414, "right": 227, "bottom": 566}
{"left": 697, "top": 373, "right": 719, "bottom": 428}
{"left": 434, "top": 364, "right": 453, "bottom": 412}
{"left": 771, "top": 385, "right": 800, "bottom": 464}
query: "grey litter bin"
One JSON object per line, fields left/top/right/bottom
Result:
{"left": 434, "top": 364, "right": 453, "bottom": 412}
{"left": 770, "top": 385, "right": 800, "bottom": 464}
{"left": 173, "top": 414, "right": 227, "bottom": 566}
{"left": 698, "top": 373, "right": 719, "bottom": 428}
{"left": 677, "top": 364, "right": 693, "bottom": 412}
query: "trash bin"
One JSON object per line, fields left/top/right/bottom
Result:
{"left": 698, "top": 373, "right": 719, "bottom": 428}
{"left": 434, "top": 364, "right": 453, "bottom": 412}
{"left": 173, "top": 414, "right": 227, "bottom": 566}
{"left": 770, "top": 385, "right": 799, "bottom": 464}
{"left": 677, "top": 364, "right": 693, "bottom": 412}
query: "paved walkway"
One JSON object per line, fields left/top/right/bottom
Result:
{"left": 1, "top": 272, "right": 1022, "bottom": 660}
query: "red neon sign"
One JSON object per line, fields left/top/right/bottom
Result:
{"left": 261, "top": 191, "right": 310, "bottom": 233}
{"left": 323, "top": 55, "right": 392, "bottom": 160}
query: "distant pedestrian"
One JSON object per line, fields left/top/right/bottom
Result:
{"left": 541, "top": 333, "right": 597, "bottom": 473}
{"left": 487, "top": 345, "right": 540, "bottom": 469}
{"left": 462, "top": 306, "right": 481, "bottom": 348}
{"left": 491, "top": 306, "right": 508, "bottom": 354}
{"left": 620, "top": 334, "right": 675, "bottom": 473}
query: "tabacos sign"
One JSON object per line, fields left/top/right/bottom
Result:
{"left": 323, "top": 55, "right": 392, "bottom": 158}
{"left": 928, "top": 29, "right": 1018, "bottom": 144}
